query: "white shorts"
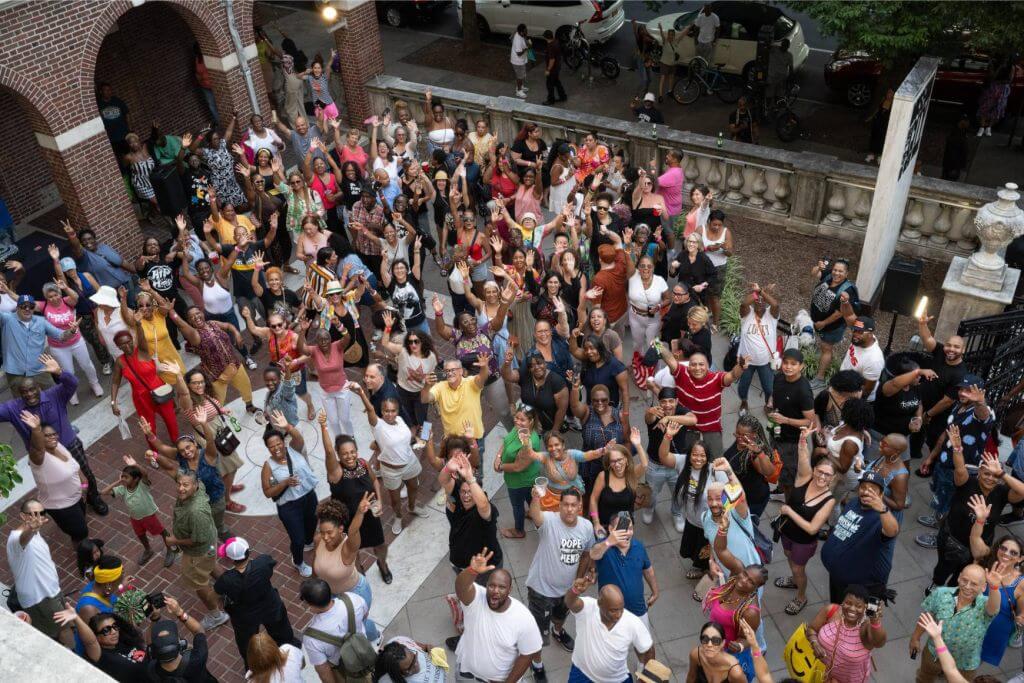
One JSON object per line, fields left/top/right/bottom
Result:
{"left": 380, "top": 458, "right": 422, "bottom": 490}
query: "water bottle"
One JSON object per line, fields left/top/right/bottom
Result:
{"left": 717, "top": 132, "right": 724, "bottom": 148}
{"left": 652, "top": 123, "right": 657, "bottom": 140}
{"left": 767, "top": 415, "right": 781, "bottom": 438}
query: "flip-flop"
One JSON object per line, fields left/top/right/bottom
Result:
{"left": 692, "top": 591, "right": 703, "bottom": 603}
{"left": 686, "top": 568, "right": 705, "bottom": 580}
{"left": 784, "top": 597, "right": 808, "bottom": 615}
{"left": 500, "top": 528, "right": 526, "bottom": 539}
{"left": 774, "top": 576, "right": 797, "bottom": 589}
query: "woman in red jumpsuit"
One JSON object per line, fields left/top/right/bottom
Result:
{"left": 109, "top": 329, "right": 180, "bottom": 442}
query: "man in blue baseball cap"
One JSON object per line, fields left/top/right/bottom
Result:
{"left": 0, "top": 294, "right": 71, "bottom": 382}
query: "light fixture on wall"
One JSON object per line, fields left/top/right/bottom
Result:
{"left": 321, "top": 6, "right": 338, "bottom": 22}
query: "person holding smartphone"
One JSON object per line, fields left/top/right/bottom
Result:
{"left": 804, "top": 584, "right": 887, "bottom": 683}
{"left": 589, "top": 512, "right": 659, "bottom": 630}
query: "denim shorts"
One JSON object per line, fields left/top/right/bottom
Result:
{"left": 817, "top": 323, "right": 846, "bottom": 345}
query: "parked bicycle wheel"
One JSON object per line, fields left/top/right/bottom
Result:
{"left": 600, "top": 57, "right": 620, "bottom": 80}
{"left": 776, "top": 110, "right": 801, "bottom": 142}
{"left": 673, "top": 76, "right": 703, "bottom": 105}
{"left": 716, "top": 78, "right": 743, "bottom": 104}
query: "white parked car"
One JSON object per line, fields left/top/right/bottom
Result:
{"left": 646, "top": 1, "right": 809, "bottom": 79}
{"left": 457, "top": 0, "right": 625, "bottom": 44}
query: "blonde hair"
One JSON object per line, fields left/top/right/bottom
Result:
{"left": 603, "top": 444, "right": 640, "bottom": 492}
{"left": 686, "top": 233, "right": 705, "bottom": 249}
{"left": 246, "top": 630, "right": 288, "bottom": 683}
{"left": 688, "top": 306, "right": 709, "bottom": 326}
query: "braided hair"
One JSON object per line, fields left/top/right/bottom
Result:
{"left": 704, "top": 563, "right": 768, "bottom": 633}
{"left": 374, "top": 641, "right": 411, "bottom": 683}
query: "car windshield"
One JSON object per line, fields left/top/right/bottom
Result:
{"left": 673, "top": 10, "right": 699, "bottom": 32}
{"left": 774, "top": 15, "right": 794, "bottom": 41}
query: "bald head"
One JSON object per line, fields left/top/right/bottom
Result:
{"left": 882, "top": 433, "right": 908, "bottom": 454}
{"left": 598, "top": 584, "right": 625, "bottom": 625}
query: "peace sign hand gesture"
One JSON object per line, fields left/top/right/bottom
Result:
{"left": 469, "top": 547, "right": 496, "bottom": 575}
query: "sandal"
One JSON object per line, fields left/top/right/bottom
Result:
{"left": 225, "top": 501, "right": 247, "bottom": 514}
{"left": 692, "top": 590, "right": 704, "bottom": 603}
{"left": 500, "top": 528, "right": 526, "bottom": 539}
{"left": 685, "top": 568, "right": 705, "bottom": 580}
{"left": 774, "top": 576, "right": 797, "bottom": 589}
{"left": 784, "top": 597, "right": 808, "bottom": 615}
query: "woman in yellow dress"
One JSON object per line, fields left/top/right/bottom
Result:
{"left": 129, "top": 290, "right": 184, "bottom": 386}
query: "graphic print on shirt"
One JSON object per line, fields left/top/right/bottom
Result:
{"left": 560, "top": 537, "right": 585, "bottom": 566}
{"left": 832, "top": 509, "right": 863, "bottom": 541}
{"left": 146, "top": 264, "right": 174, "bottom": 292}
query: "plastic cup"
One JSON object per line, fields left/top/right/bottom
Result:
{"left": 534, "top": 477, "right": 549, "bottom": 498}
{"left": 370, "top": 500, "right": 382, "bottom": 517}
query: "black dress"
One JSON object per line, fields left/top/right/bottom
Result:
{"left": 329, "top": 460, "right": 385, "bottom": 548}
{"left": 596, "top": 479, "right": 636, "bottom": 528}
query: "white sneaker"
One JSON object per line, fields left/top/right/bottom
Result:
{"left": 673, "top": 514, "right": 686, "bottom": 533}
{"left": 985, "top": 127, "right": 992, "bottom": 137}
{"left": 522, "top": 85, "right": 529, "bottom": 91}
{"left": 101, "top": 362, "right": 112, "bottom": 376}
{"left": 641, "top": 508, "right": 654, "bottom": 524}
{"left": 295, "top": 562, "right": 313, "bottom": 577}
{"left": 69, "top": 393, "right": 80, "bottom": 406}
{"left": 90, "top": 383, "right": 104, "bottom": 398}
{"left": 392, "top": 518, "right": 404, "bottom": 535}
{"left": 303, "top": 542, "right": 315, "bottom": 552}
{"left": 409, "top": 507, "right": 430, "bottom": 518}
{"left": 245, "top": 357, "right": 258, "bottom": 370}
{"left": 515, "top": 90, "right": 527, "bottom": 99}
{"left": 200, "top": 611, "right": 229, "bottom": 630}
{"left": 977, "top": 128, "right": 986, "bottom": 137}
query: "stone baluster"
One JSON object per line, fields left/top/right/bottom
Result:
{"left": 824, "top": 184, "right": 846, "bottom": 225}
{"left": 684, "top": 154, "right": 700, "bottom": 189}
{"left": 771, "top": 173, "right": 791, "bottom": 212}
{"left": 930, "top": 204, "right": 952, "bottom": 245}
{"left": 748, "top": 170, "right": 768, "bottom": 208}
{"left": 952, "top": 207, "right": 976, "bottom": 250}
{"left": 902, "top": 198, "right": 924, "bottom": 239}
{"left": 706, "top": 160, "right": 723, "bottom": 195}
{"left": 725, "top": 163, "right": 744, "bottom": 202}
{"left": 850, "top": 188, "right": 871, "bottom": 228}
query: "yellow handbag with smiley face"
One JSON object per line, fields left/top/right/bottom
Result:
{"left": 783, "top": 622, "right": 829, "bottom": 683}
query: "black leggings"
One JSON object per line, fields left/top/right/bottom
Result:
{"left": 231, "top": 605, "right": 298, "bottom": 667}
{"left": 47, "top": 500, "right": 88, "bottom": 545}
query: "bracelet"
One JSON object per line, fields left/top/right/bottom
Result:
{"left": 570, "top": 586, "right": 582, "bottom": 595}
{"left": 989, "top": 584, "right": 1000, "bottom": 592}
{"left": 976, "top": 518, "right": 986, "bottom": 526}
{"left": 717, "top": 529, "right": 728, "bottom": 537}
{"left": 465, "top": 567, "right": 479, "bottom": 576}
{"left": 179, "top": 612, "right": 189, "bottom": 623}
{"left": 751, "top": 650, "right": 762, "bottom": 658}
{"left": 384, "top": 326, "right": 392, "bottom": 334}
{"left": 935, "top": 645, "right": 948, "bottom": 654}
{"left": 604, "top": 538, "right": 613, "bottom": 548}
{"left": 869, "top": 620, "right": 881, "bottom": 629}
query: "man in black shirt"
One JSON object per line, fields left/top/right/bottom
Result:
{"left": 543, "top": 30, "right": 567, "bottom": 105}
{"left": 870, "top": 356, "right": 935, "bottom": 462}
{"left": 766, "top": 349, "right": 815, "bottom": 495}
{"left": 913, "top": 314, "right": 967, "bottom": 462}
{"left": 728, "top": 96, "right": 757, "bottom": 144}
{"left": 148, "top": 597, "right": 217, "bottom": 682}
{"left": 631, "top": 93, "right": 665, "bottom": 124}
{"left": 642, "top": 388, "right": 697, "bottom": 530}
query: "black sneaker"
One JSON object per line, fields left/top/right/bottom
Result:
{"left": 532, "top": 666, "right": 547, "bottom": 682}
{"left": 445, "top": 635, "right": 461, "bottom": 651}
{"left": 551, "top": 627, "right": 575, "bottom": 652}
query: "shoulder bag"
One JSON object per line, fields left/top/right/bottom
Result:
{"left": 205, "top": 396, "right": 240, "bottom": 456}
{"left": 121, "top": 355, "right": 174, "bottom": 405}
{"left": 303, "top": 593, "right": 377, "bottom": 679}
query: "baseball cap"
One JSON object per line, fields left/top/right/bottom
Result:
{"left": 59, "top": 257, "right": 77, "bottom": 273}
{"left": 16, "top": 294, "right": 35, "bottom": 307}
{"left": 643, "top": 92, "right": 656, "bottom": 102}
{"left": 853, "top": 316, "right": 875, "bottom": 332}
{"left": 957, "top": 373, "right": 985, "bottom": 390}
{"left": 858, "top": 470, "right": 885, "bottom": 493}
{"left": 217, "top": 536, "right": 249, "bottom": 561}
{"left": 782, "top": 348, "right": 804, "bottom": 363}
{"left": 149, "top": 620, "right": 182, "bottom": 662}
{"left": 520, "top": 212, "right": 537, "bottom": 225}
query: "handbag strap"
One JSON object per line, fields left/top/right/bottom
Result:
{"left": 204, "top": 395, "right": 229, "bottom": 430}
{"left": 338, "top": 592, "right": 357, "bottom": 635}
{"left": 121, "top": 355, "right": 155, "bottom": 393}
{"left": 753, "top": 313, "right": 776, "bottom": 359}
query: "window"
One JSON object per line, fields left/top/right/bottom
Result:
{"left": 774, "top": 15, "right": 795, "bottom": 41}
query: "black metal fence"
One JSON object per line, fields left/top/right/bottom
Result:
{"left": 957, "top": 308, "right": 1024, "bottom": 417}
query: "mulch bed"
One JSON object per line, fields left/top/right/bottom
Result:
{"left": 399, "top": 37, "right": 535, "bottom": 83}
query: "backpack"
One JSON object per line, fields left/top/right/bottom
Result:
{"left": 304, "top": 593, "right": 377, "bottom": 679}
{"left": 733, "top": 511, "right": 774, "bottom": 565}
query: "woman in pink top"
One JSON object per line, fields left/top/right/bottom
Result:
{"left": 333, "top": 126, "right": 369, "bottom": 173}
{"left": 38, "top": 281, "right": 103, "bottom": 404}
{"left": 296, "top": 215, "right": 330, "bottom": 265}
{"left": 513, "top": 166, "right": 543, "bottom": 222}
{"left": 805, "top": 585, "right": 887, "bottom": 683}
{"left": 302, "top": 324, "right": 354, "bottom": 438}
{"left": 573, "top": 132, "right": 610, "bottom": 184}
{"left": 684, "top": 184, "right": 713, "bottom": 239}
{"left": 22, "top": 410, "right": 88, "bottom": 544}
{"left": 304, "top": 138, "right": 344, "bottom": 234}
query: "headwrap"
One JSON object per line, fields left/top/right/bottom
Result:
{"left": 93, "top": 560, "right": 124, "bottom": 585}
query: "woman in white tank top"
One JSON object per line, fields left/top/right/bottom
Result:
{"left": 820, "top": 397, "right": 873, "bottom": 511}
{"left": 700, "top": 209, "right": 733, "bottom": 332}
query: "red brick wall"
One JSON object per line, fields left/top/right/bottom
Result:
{"left": 333, "top": 1, "right": 385, "bottom": 125}
{"left": 0, "top": 90, "right": 53, "bottom": 221}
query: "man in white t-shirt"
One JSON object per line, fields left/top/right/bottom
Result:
{"left": 840, "top": 316, "right": 886, "bottom": 401}
{"left": 6, "top": 498, "right": 72, "bottom": 647}
{"left": 565, "top": 570, "right": 654, "bottom": 682}
{"left": 511, "top": 24, "right": 531, "bottom": 99}
{"left": 692, "top": 5, "right": 720, "bottom": 65}
{"left": 455, "top": 549, "right": 544, "bottom": 681}
{"left": 736, "top": 282, "right": 780, "bottom": 415}
{"left": 299, "top": 578, "right": 371, "bottom": 682}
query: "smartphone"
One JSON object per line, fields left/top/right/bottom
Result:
{"left": 722, "top": 483, "right": 744, "bottom": 511}
{"left": 614, "top": 511, "right": 632, "bottom": 532}
{"left": 866, "top": 597, "right": 880, "bottom": 617}
{"left": 420, "top": 422, "right": 432, "bottom": 441}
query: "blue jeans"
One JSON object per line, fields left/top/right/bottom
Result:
{"left": 346, "top": 574, "right": 380, "bottom": 641}
{"left": 199, "top": 87, "right": 219, "bottom": 127}
{"left": 738, "top": 363, "right": 774, "bottom": 402}
{"left": 645, "top": 462, "right": 681, "bottom": 516}
{"left": 276, "top": 489, "right": 318, "bottom": 565}
{"left": 930, "top": 466, "right": 956, "bottom": 516}
{"left": 508, "top": 485, "right": 533, "bottom": 533}
{"left": 569, "top": 664, "right": 631, "bottom": 682}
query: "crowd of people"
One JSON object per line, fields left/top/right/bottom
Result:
{"left": 2, "top": 48, "right": 1024, "bottom": 683}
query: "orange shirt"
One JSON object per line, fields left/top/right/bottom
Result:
{"left": 591, "top": 251, "right": 628, "bottom": 323}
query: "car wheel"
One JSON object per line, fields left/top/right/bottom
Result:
{"left": 383, "top": 4, "right": 403, "bottom": 28}
{"left": 476, "top": 16, "right": 491, "bottom": 39}
{"left": 846, "top": 82, "right": 872, "bottom": 108}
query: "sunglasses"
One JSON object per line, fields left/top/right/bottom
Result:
{"left": 699, "top": 634, "right": 723, "bottom": 646}
{"left": 595, "top": 206, "right": 609, "bottom": 212}
{"left": 17, "top": 303, "right": 33, "bottom": 309}
{"left": 407, "top": 338, "right": 421, "bottom": 345}
{"left": 270, "top": 323, "right": 286, "bottom": 329}
{"left": 96, "top": 624, "right": 120, "bottom": 636}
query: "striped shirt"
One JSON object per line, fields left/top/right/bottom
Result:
{"left": 672, "top": 368, "right": 726, "bottom": 433}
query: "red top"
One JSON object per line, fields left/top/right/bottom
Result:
{"left": 490, "top": 171, "right": 518, "bottom": 200}
{"left": 269, "top": 330, "right": 305, "bottom": 371}
{"left": 195, "top": 57, "right": 212, "bottom": 89}
{"left": 311, "top": 172, "right": 339, "bottom": 210}
{"left": 672, "top": 367, "right": 726, "bottom": 433}
{"left": 120, "top": 352, "right": 163, "bottom": 398}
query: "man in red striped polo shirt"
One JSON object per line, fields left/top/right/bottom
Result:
{"left": 657, "top": 347, "right": 748, "bottom": 457}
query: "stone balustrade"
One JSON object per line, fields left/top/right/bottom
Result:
{"left": 367, "top": 75, "right": 997, "bottom": 263}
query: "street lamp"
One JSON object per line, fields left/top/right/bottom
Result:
{"left": 321, "top": 5, "right": 338, "bottom": 22}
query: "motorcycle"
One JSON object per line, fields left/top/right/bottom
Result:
{"left": 563, "top": 22, "right": 619, "bottom": 81}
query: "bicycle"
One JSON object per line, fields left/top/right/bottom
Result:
{"left": 563, "top": 21, "right": 620, "bottom": 82}
{"left": 749, "top": 80, "right": 803, "bottom": 142}
{"left": 672, "top": 57, "right": 743, "bottom": 105}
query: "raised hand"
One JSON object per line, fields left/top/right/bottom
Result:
{"left": 432, "top": 293, "right": 444, "bottom": 317}
{"left": 123, "top": 455, "right": 138, "bottom": 468}
{"left": 469, "top": 547, "right": 496, "bottom": 575}
{"left": 269, "top": 410, "right": 288, "bottom": 430}
{"left": 948, "top": 424, "right": 962, "bottom": 452}
{"left": 38, "top": 353, "right": 61, "bottom": 375}
{"left": 138, "top": 417, "right": 153, "bottom": 437}
{"left": 18, "top": 410, "right": 41, "bottom": 430}
{"left": 181, "top": 133, "right": 193, "bottom": 148}
{"left": 987, "top": 560, "right": 1008, "bottom": 589}
{"left": 664, "top": 420, "right": 682, "bottom": 437}
{"left": 629, "top": 426, "right": 642, "bottom": 447}
{"left": 47, "top": 243, "right": 60, "bottom": 260}
{"left": 917, "top": 612, "right": 943, "bottom": 640}
{"left": 357, "top": 491, "right": 373, "bottom": 515}
{"left": 61, "top": 219, "right": 75, "bottom": 237}
{"left": 571, "top": 569, "right": 596, "bottom": 595}
{"left": 962, "top": 384, "right": 986, "bottom": 405}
